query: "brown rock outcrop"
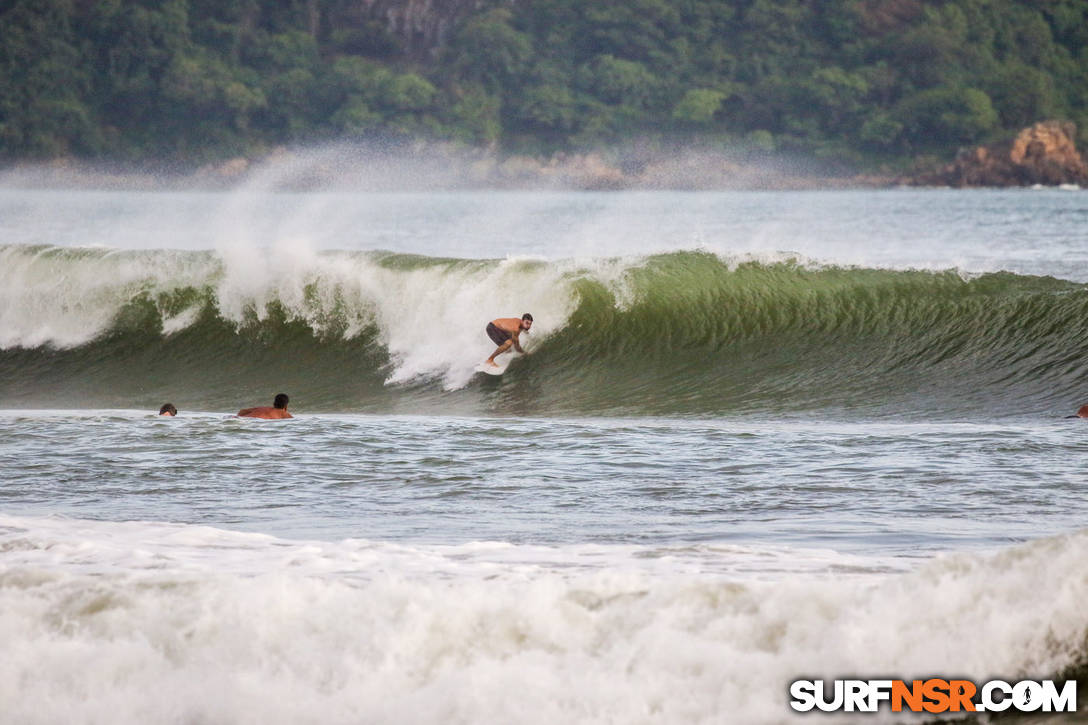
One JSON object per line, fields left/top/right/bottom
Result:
{"left": 909, "top": 120, "right": 1088, "bottom": 187}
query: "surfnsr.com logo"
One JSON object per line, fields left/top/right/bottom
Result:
{"left": 789, "top": 679, "right": 1077, "bottom": 714}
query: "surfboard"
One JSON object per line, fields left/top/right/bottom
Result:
{"left": 475, "top": 361, "right": 508, "bottom": 376}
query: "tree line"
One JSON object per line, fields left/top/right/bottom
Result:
{"left": 2, "top": 0, "right": 1086, "bottom": 167}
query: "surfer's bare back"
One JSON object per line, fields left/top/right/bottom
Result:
{"left": 238, "top": 393, "right": 293, "bottom": 419}
{"left": 485, "top": 314, "right": 533, "bottom": 367}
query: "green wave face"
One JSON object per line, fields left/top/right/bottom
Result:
{"left": 3, "top": 245, "right": 1087, "bottom": 419}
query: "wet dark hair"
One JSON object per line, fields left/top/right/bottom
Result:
{"left": 273, "top": 393, "right": 289, "bottom": 409}
{"left": 159, "top": 403, "right": 177, "bottom": 416}
{"left": 522, "top": 313, "right": 533, "bottom": 321}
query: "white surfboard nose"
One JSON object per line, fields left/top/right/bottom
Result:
{"left": 475, "top": 362, "right": 507, "bottom": 376}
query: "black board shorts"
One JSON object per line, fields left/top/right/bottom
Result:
{"left": 486, "top": 322, "right": 511, "bottom": 346}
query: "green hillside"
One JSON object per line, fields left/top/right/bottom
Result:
{"left": 2, "top": 0, "right": 1086, "bottom": 167}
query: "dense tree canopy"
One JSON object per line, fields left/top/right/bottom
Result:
{"left": 1, "top": 0, "right": 1086, "bottom": 166}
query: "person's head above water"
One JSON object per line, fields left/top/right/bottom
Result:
{"left": 237, "top": 394, "right": 292, "bottom": 419}
{"left": 159, "top": 403, "right": 177, "bottom": 416}
{"left": 521, "top": 313, "right": 533, "bottom": 331}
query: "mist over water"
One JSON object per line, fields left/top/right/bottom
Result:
{"left": 3, "top": 145, "right": 1087, "bottom": 269}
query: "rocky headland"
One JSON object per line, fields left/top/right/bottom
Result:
{"left": 904, "top": 120, "right": 1088, "bottom": 188}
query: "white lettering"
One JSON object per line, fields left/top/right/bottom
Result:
{"left": 1013, "top": 681, "right": 1043, "bottom": 712}
{"left": 789, "top": 680, "right": 817, "bottom": 712}
{"left": 795, "top": 678, "right": 1076, "bottom": 714}
{"left": 981, "top": 680, "right": 1012, "bottom": 712}
{"left": 845, "top": 681, "right": 869, "bottom": 712}
{"left": 816, "top": 680, "right": 844, "bottom": 712}
{"left": 1041, "top": 680, "right": 1077, "bottom": 713}
{"left": 867, "top": 680, "right": 893, "bottom": 711}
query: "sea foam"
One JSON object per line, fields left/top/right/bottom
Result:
{"left": 0, "top": 515, "right": 1084, "bottom": 725}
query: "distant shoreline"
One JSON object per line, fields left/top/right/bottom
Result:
{"left": 0, "top": 145, "right": 1082, "bottom": 193}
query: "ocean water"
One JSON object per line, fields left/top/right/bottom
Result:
{"left": 1, "top": 179, "right": 1087, "bottom": 724}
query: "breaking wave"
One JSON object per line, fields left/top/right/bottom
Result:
{"left": 3, "top": 243, "right": 1088, "bottom": 418}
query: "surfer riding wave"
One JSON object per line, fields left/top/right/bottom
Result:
{"left": 485, "top": 314, "right": 533, "bottom": 368}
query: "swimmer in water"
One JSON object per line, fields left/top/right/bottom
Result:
{"left": 237, "top": 393, "right": 293, "bottom": 420}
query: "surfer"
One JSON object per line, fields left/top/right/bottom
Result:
{"left": 485, "top": 314, "right": 533, "bottom": 368}
{"left": 158, "top": 403, "right": 177, "bottom": 417}
{"left": 237, "top": 393, "right": 293, "bottom": 420}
